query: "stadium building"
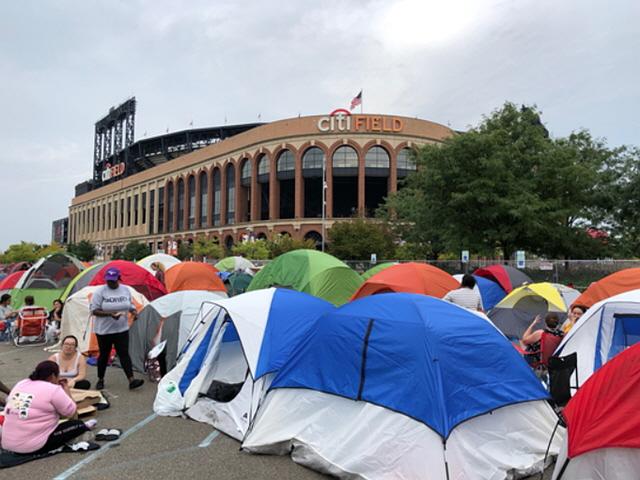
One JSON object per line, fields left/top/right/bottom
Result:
{"left": 67, "top": 100, "right": 454, "bottom": 257}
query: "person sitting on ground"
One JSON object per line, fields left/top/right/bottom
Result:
{"left": 442, "top": 274, "right": 484, "bottom": 312}
{"left": 0, "top": 379, "right": 11, "bottom": 408}
{"left": 561, "top": 305, "right": 586, "bottom": 334}
{"left": 521, "top": 312, "right": 564, "bottom": 355}
{"left": 1, "top": 361, "right": 90, "bottom": 454}
{"left": 150, "top": 262, "right": 165, "bottom": 286}
{"left": 48, "top": 335, "right": 90, "bottom": 390}
{"left": 0, "top": 293, "right": 18, "bottom": 338}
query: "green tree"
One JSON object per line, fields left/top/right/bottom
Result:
{"left": 0, "top": 242, "right": 41, "bottom": 263}
{"left": 267, "top": 234, "right": 315, "bottom": 258}
{"left": 232, "top": 239, "right": 270, "bottom": 259}
{"left": 327, "top": 219, "right": 396, "bottom": 260}
{"left": 608, "top": 146, "right": 640, "bottom": 256}
{"left": 122, "top": 241, "right": 151, "bottom": 261}
{"left": 111, "top": 247, "right": 124, "bottom": 260}
{"left": 380, "top": 102, "right": 616, "bottom": 259}
{"left": 177, "top": 242, "right": 193, "bottom": 261}
{"left": 192, "top": 236, "right": 224, "bottom": 260}
{"left": 67, "top": 240, "right": 97, "bottom": 262}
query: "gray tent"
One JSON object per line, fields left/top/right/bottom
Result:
{"left": 129, "top": 290, "right": 227, "bottom": 372}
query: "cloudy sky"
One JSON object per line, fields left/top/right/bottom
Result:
{"left": 0, "top": 0, "right": 637, "bottom": 250}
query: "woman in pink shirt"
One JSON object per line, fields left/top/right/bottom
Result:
{"left": 1, "top": 361, "right": 89, "bottom": 454}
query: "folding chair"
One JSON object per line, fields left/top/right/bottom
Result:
{"left": 13, "top": 307, "right": 48, "bottom": 346}
{"left": 548, "top": 352, "right": 578, "bottom": 409}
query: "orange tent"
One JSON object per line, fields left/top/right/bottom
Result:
{"left": 351, "top": 262, "right": 459, "bottom": 301}
{"left": 164, "top": 262, "right": 225, "bottom": 293}
{"left": 572, "top": 268, "right": 640, "bottom": 309}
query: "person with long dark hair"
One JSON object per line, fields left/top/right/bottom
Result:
{"left": 1, "top": 361, "right": 89, "bottom": 454}
{"left": 90, "top": 267, "right": 144, "bottom": 391}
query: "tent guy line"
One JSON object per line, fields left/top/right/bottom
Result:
{"left": 52, "top": 413, "right": 158, "bottom": 480}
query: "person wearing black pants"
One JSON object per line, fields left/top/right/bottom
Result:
{"left": 35, "top": 419, "right": 89, "bottom": 454}
{"left": 89, "top": 267, "right": 144, "bottom": 391}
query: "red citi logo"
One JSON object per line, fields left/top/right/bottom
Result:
{"left": 101, "top": 163, "right": 126, "bottom": 181}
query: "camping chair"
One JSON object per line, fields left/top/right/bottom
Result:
{"left": 523, "top": 332, "right": 563, "bottom": 370}
{"left": 13, "top": 307, "right": 48, "bottom": 346}
{"left": 548, "top": 353, "right": 579, "bottom": 410}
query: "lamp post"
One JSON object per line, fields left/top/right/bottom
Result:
{"left": 321, "top": 156, "right": 326, "bottom": 252}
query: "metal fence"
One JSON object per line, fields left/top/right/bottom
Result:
{"left": 342, "top": 259, "right": 640, "bottom": 291}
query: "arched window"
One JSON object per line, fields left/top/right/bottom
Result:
{"left": 241, "top": 159, "right": 251, "bottom": 186}
{"left": 226, "top": 164, "right": 235, "bottom": 225}
{"left": 213, "top": 169, "right": 221, "bottom": 226}
{"left": 397, "top": 148, "right": 417, "bottom": 177}
{"left": 276, "top": 150, "right": 295, "bottom": 179}
{"left": 258, "top": 154, "right": 269, "bottom": 177}
{"left": 332, "top": 145, "right": 358, "bottom": 170}
{"left": 167, "top": 182, "right": 174, "bottom": 232}
{"left": 188, "top": 175, "right": 196, "bottom": 229}
{"left": 177, "top": 178, "right": 185, "bottom": 230}
{"left": 302, "top": 147, "right": 325, "bottom": 172}
{"left": 199, "top": 171, "right": 208, "bottom": 227}
{"left": 365, "top": 146, "right": 390, "bottom": 170}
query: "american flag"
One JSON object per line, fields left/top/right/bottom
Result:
{"left": 350, "top": 90, "right": 362, "bottom": 110}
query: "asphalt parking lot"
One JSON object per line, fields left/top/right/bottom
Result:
{"left": 0, "top": 343, "right": 326, "bottom": 480}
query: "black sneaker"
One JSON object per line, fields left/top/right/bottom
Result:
{"left": 96, "top": 379, "right": 104, "bottom": 390}
{"left": 129, "top": 378, "right": 144, "bottom": 390}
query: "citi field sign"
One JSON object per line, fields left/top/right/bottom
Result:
{"left": 101, "top": 162, "right": 126, "bottom": 181}
{"left": 317, "top": 109, "right": 404, "bottom": 133}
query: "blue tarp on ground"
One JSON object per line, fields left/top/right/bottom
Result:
{"left": 271, "top": 292, "right": 548, "bottom": 438}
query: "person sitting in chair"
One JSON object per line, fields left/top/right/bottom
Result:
{"left": 521, "top": 313, "right": 564, "bottom": 360}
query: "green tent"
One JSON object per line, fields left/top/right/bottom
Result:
{"left": 247, "top": 249, "right": 363, "bottom": 306}
{"left": 225, "top": 272, "right": 254, "bottom": 297}
{"left": 60, "top": 262, "right": 104, "bottom": 301}
{"left": 11, "top": 253, "right": 85, "bottom": 309}
{"left": 215, "top": 256, "right": 256, "bottom": 273}
{"left": 361, "top": 262, "right": 398, "bottom": 281}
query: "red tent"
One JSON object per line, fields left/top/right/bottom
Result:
{"left": 571, "top": 268, "right": 640, "bottom": 309}
{"left": 562, "top": 343, "right": 640, "bottom": 460}
{"left": 88, "top": 260, "right": 167, "bottom": 301}
{"left": 0, "top": 271, "right": 24, "bottom": 290}
{"left": 351, "top": 262, "right": 459, "bottom": 300}
{"left": 473, "top": 265, "right": 532, "bottom": 293}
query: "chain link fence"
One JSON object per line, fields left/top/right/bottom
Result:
{"left": 342, "top": 259, "right": 640, "bottom": 291}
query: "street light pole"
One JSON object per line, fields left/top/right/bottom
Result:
{"left": 321, "top": 156, "right": 326, "bottom": 252}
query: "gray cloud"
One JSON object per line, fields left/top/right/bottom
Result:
{"left": 0, "top": 0, "right": 637, "bottom": 249}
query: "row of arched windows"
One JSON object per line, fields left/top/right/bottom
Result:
{"left": 162, "top": 145, "right": 415, "bottom": 233}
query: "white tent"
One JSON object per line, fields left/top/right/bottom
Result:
{"left": 153, "top": 288, "right": 333, "bottom": 441}
{"left": 242, "top": 293, "right": 562, "bottom": 479}
{"left": 129, "top": 290, "right": 227, "bottom": 372}
{"left": 137, "top": 253, "right": 181, "bottom": 274}
{"left": 56, "top": 285, "right": 149, "bottom": 354}
{"left": 554, "top": 288, "right": 640, "bottom": 389}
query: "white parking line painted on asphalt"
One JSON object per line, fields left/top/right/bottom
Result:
{"left": 198, "top": 430, "right": 220, "bottom": 448}
{"left": 52, "top": 413, "right": 158, "bottom": 480}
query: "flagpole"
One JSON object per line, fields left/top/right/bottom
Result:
{"left": 360, "top": 88, "right": 363, "bottom": 114}
{"left": 321, "top": 154, "right": 326, "bottom": 252}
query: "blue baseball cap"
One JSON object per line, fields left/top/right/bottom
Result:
{"left": 104, "top": 267, "right": 121, "bottom": 281}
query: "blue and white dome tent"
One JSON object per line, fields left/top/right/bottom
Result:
{"left": 153, "top": 287, "right": 334, "bottom": 440}
{"left": 242, "top": 293, "right": 561, "bottom": 480}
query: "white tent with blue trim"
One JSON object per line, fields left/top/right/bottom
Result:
{"left": 555, "top": 288, "right": 640, "bottom": 390}
{"left": 243, "top": 293, "right": 561, "bottom": 480}
{"left": 153, "top": 288, "right": 334, "bottom": 440}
